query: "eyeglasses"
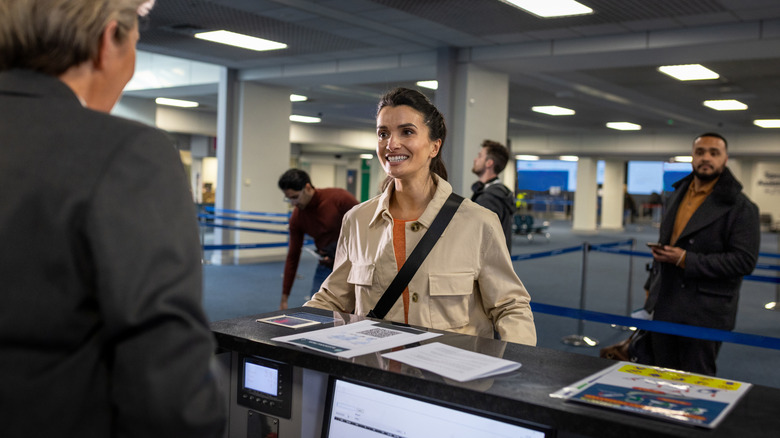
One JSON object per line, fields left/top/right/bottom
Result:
{"left": 283, "top": 190, "right": 303, "bottom": 203}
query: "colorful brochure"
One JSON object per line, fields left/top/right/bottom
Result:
{"left": 551, "top": 362, "right": 751, "bottom": 429}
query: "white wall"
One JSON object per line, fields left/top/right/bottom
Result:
{"left": 748, "top": 161, "right": 780, "bottom": 222}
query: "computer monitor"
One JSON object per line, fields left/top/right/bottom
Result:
{"left": 321, "top": 377, "right": 554, "bottom": 438}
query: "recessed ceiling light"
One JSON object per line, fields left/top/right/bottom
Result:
{"left": 515, "top": 155, "right": 540, "bottom": 161}
{"left": 194, "top": 30, "right": 287, "bottom": 52}
{"left": 155, "top": 97, "right": 199, "bottom": 108}
{"left": 416, "top": 80, "right": 438, "bottom": 90}
{"left": 289, "top": 115, "right": 321, "bottom": 123}
{"left": 360, "top": 154, "right": 374, "bottom": 160}
{"left": 290, "top": 94, "right": 308, "bottom": 102}
{"left": 559, "top": 155, "right": 579, "bottom": 161}
{"left": 703, "top": 99, "right": 747, "bottom": 111}
{"left": 754, "top": 119, "right": 780, "bottom": 128}
{"left": 501, "top": 0, "right": 593, "bottom": 18}
{"left": 606, "top": 122, "right": 641, "bottom": 131}
{"left": 532, "top": 105, "right": 575, "bottom": 116}
{"left": 658, "top": 64, "right": 719, "bottom": 81}
{"left": 673, "top": 156, "right": 693, "bottom": 163}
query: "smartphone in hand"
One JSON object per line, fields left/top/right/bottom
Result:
{"left": 646, "top": 242, "right": 663, "bottom": 248}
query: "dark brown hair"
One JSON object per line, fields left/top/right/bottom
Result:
{"left": 377, "top": 87, "right": 448, "bottom": 190}
{"left": 481, "top": 139, "right": 510, "bottom": 174}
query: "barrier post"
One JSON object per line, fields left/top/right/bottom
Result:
{"left": 562, "top": 243, "right": 599, "bottom": 347}
{"left": 613, "top": 238, "right": 636, "bottom": 330}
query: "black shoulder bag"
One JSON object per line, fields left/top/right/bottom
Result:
{"left": 366, "top": 192, "right": 464, "bottom": 319}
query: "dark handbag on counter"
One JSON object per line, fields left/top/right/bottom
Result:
{"left": 600, "top": 329, "right": 654, "bottom": 364}
{"left": 366, "top": 193, "right": 464, "bottom": 320}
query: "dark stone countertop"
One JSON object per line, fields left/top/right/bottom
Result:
{"left": 212, "top": 308, "right": 780, "bottom": 438}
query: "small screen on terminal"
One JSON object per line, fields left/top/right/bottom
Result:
{"left": 243, "top": 360, "right": 278, "bottom": 396}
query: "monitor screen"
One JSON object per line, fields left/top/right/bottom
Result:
{"left": 321, "top": 377, "right": 553, "bottom": 438}
{"left": 244, "top": 360, "right": 278, "bottom": 396}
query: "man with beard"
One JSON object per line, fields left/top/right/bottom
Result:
{"left": 643, "top": 132, "right": 760, "bottom": 376}
{"left": 471, "top": 140, "right": 516, "bottom": 252}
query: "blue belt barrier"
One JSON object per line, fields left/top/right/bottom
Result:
{"left": 745, "top": 274, "right": 780, "bottom": 284}
{"left": 205, "top": 206, "right": 290, "bottom": 218}
{"left": 204, "top": 240, "right": 314, "bottom": 251}
{"left": 199, "top": 222, "right": 289, "bottom": 235}
{"left": 511, "top": 244, "right": 583, "bottom": 261}
{"left": 531, "top": 302, "right": 780, "bottom": 350}
{"left": 198, "top": 213, "right": 288, "bottom": 225}
{"left": 588, "top": 243, "right": 780, "bottom": 276}
{"left": 204, "top": 242, "right": 289, "bottom": 250}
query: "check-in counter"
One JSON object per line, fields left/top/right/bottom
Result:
{"left": 212, "top": 307, "right": 780, "bottom": 438}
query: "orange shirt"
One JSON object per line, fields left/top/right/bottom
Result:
{"left": 392, "top": 219, "right": 410, "bottom": 324}
{"left": 671, "top": 177, "right": 718, "bottom": 245}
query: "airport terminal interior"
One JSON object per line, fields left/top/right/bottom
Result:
{"left": 111, "top": 1, "right": 780, "bottom": 435}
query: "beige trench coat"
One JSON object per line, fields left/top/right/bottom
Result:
{"left": 305, "top": 177, "right": 536, "bottom": 346}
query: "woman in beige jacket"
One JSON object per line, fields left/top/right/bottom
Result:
{"left": 304, "top": 88, "right": 536, "bottom": 346}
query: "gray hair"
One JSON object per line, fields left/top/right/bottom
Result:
{"left": 0, "top": 0, "right": 148, "bottom": 75}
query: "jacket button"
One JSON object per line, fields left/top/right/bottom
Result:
{"left": 411, "top": 293, "right": 419, "bottom": 302}
{"left": 689, "top": 239, "right": 694, "bottom": 244}
{"left": 411, "top": 222, "right": 422, "bottom": 232}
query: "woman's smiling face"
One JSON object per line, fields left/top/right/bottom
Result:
{"left": 376, "top": 104, "right": 441, "bottom": 183}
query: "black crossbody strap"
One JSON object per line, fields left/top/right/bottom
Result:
{"left": 367, "top": 192, "right": 464, "bottom": 319}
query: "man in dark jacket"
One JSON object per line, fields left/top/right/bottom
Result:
{"left": 645, "top": 132, "right": 760, "bottom": 376}
{"left": 471, "top": 140, "right": 517, "bottom": 252}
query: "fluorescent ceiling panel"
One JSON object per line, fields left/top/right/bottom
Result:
{"left": 155, "top": 97, "right": 198, "bottom": 108}
{"left": 501, "top": 0, "right": 593, "bottom": 18}
{"left": 194, "top": 30, "right": 287, "bottom": 51}
{"left": 703, "top": 99, "right": 747, "bottom": 111}
{"left": 532, "top": 105, "right": 575, "bottom": 116}
{"left": 290, "top": 94, "right": 308, "bottom": 102}
{"left": 658, "top": 64, "right": 719, "bottom": 81}
{"left": 290, "top": 115, "right": 321, "bottom": 123}
{"left": 515, "top": 155, "right": 540, "bottom": 161}
{"left": 754, "top": 119, "right": 780, "bottom": 128}
{"left": 606, "top": 122, "right": 642, "bottom": 131}
{"left": 416, "top": 80, "right": 438, "bottom": 90}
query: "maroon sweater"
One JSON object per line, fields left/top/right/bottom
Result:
{"left": 283, "top": 188, "right": 358, "bottom": 296}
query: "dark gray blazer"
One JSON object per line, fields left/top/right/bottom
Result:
{"left": 0, "top": 70, "right": 225, "bottom": 437}
{"left": 645, "top": 167, "right": 760, "bottom": 330}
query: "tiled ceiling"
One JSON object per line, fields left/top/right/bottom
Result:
{"left": 129, "top": 0, "right": 780, "bottom": 149}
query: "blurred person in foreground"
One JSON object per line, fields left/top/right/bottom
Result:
{"left": 305, "top": 88, "right": 536, "bottom": 345}
{"left": 644, "top": 132, "right": 760, "bottom": 376}
{"left": 0, "top": 1, "right": 226, "bottom": 436}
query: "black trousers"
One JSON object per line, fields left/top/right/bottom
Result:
{"left": 649, "top": 331, "right": 722, "bottom": 376}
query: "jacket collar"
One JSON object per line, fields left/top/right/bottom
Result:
{"left": 0, "top": 69, "right": 82, "bottom": 107}
{"left": 662, "top": 167, "right": 742, "bottom": 243}
{"left": 369, "top": 175, "right": 453, "bottom": 228}
{"left": 671, "top": 166, "right": 742, "bottom": 205}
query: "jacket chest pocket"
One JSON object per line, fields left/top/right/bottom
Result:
{"left": 428, "top": 272, "right": 474, "bottom": 330}
{"left": 348, "top": 263, "right": 376, "bottom": 310}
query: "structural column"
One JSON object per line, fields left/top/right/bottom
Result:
{"left": 600, "top": 159, "right": 626, "bottom": 230}
{"left": 440, "top": 60, "right": 509, "bottom": 196}
{"left": 572, "top": 157, "right": 598, "bottom": 232}
{"left": 213, "top": 69, "right": 291, "bottom": 264}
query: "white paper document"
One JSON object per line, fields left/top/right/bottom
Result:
{"left": 382, "top": 342, "right": 521, "bottom": 382}
{"left": 271, "top": 319, "right": 440, "bottom": 358}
